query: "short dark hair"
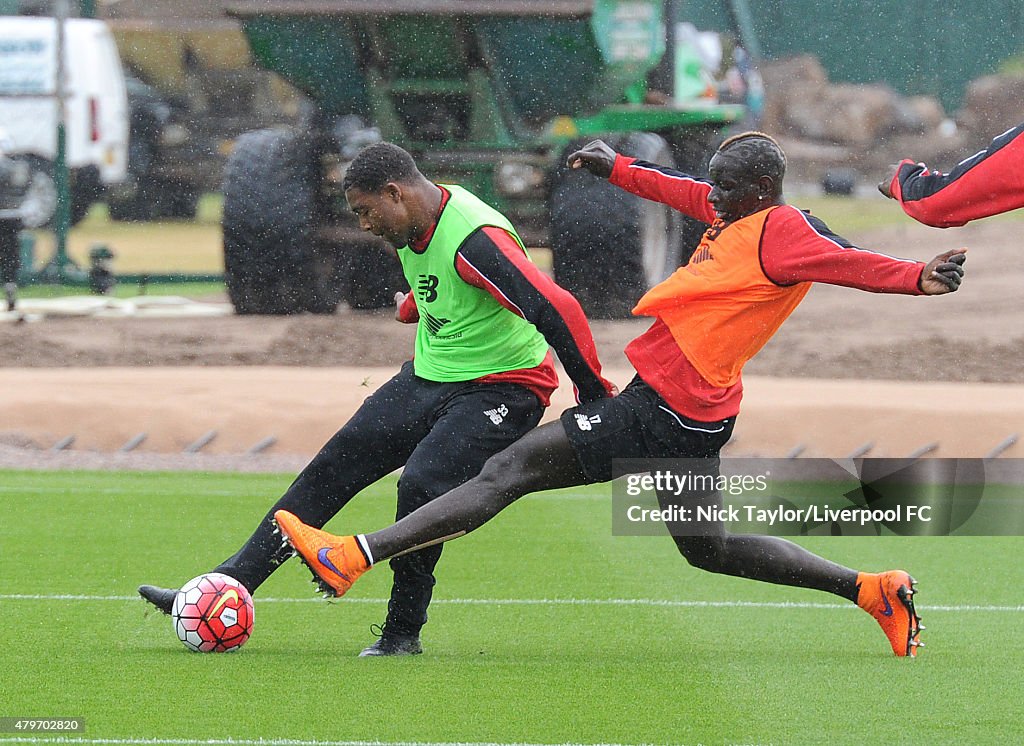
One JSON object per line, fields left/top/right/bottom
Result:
{"left": 717, "top": 131, "right": 786, "bottom": 183}
{"left": 343, "top": 142, "right": 421, "bottom": 193}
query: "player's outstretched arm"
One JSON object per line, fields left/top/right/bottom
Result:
{"left": 568, "top": 139, "right": 716, "bottom": 223}
{"left": 918, "top": 249, "right": 967, "bottom": 295}
{"left": 761, "top": 208, "right": 962, "bottom": 296}
{"left": 878, "top": 122, "right": 1024, "bottom": 227}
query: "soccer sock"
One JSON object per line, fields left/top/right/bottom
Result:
{"left": 853, "top": 571, "right": 876, "bottom": 607}
{"left": 356, "top": 534, "right": 375, "bottom": 566}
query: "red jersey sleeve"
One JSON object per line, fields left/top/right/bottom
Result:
{"left": 889, "top": 121, "right": 1024, "bottom": 227}
{"left": 609, "top": 155, "right": 717, "bottom": 224}
{"left": 761, "top": 206, "right": 925, "bottom": 294}
{"left": 396, "top": 291, "right": 419, "bottom": 323}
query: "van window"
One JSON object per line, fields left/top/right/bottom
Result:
{"left": 0, "top": 35, "right": 55, "bottom": 96}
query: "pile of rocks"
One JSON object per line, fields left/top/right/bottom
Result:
{"left": 756, "top": 54, "right": 1023, "bottom": 190}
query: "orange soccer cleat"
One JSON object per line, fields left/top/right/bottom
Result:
{"left": 273, "top": 510, "right": 371, "bottom": 598}
{"left": 856, "top": 570, "right": 924, "bottom": 657}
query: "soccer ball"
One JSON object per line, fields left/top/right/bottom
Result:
{"left": 171, "top": 573, "right": 254, "bottom": 652}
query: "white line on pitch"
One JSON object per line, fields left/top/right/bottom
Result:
{"left": 1, "top": 486, "right": 607, "bottom": 500}
{"left": 0, "top": 738, "right": 650, "bottom": 746}
{"left": 0, "top": 593, "right": 1020, "bottom": 612}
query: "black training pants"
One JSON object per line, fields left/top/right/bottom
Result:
{"left": 214, "top": 361, "right": 543, "bottom": 636}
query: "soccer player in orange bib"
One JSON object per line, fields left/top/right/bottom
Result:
{"left": 276, "top": 132, "right": 967, "bottom": 657}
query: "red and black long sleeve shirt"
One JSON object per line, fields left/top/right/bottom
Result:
{"left": 888, "top": 121, "right": 1024, "bottom": 227}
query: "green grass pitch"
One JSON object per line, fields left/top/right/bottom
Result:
{"left": 1, "top": 469, "right": 1022, "bottom": 745}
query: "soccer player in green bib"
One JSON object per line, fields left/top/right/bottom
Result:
{"left": 139, "top": 143, "right": 614, "bottom": 656}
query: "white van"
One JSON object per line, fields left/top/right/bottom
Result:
{"left": 0, "top": 16, "right": 128, "bottom": 226}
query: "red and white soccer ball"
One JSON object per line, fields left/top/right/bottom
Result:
{"left": 171, "top": 573, "right": 254, "bottom": 653}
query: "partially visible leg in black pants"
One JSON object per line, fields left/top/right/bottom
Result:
{"left": 213, "top": 364, "right": 434, "bottom": 593}
{"left": 383, "top": 383, "right": 543, "bottom": 638}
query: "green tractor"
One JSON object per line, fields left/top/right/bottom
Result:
{"left": 222, "top": 0, "right": 744, "bottom": 318}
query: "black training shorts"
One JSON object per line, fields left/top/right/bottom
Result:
{"left": 559, "top": 375, "right": 735, "bottom": 483}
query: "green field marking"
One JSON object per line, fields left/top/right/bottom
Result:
{"left": 2, "top": 469, "right": 1022, "bottom": 744}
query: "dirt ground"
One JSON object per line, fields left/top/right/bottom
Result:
{"left": 1, "top": 216, "right": 1022, "bottom": 468}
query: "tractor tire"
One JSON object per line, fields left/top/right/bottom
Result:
{"left": 222, "top": 128, "right": 340, "bottom": 315}
{"left": 343, "top": 241, "right": 407, "bottom": 310}
{"left": 550, "top": 132, "right": 683, "bottom": 319}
